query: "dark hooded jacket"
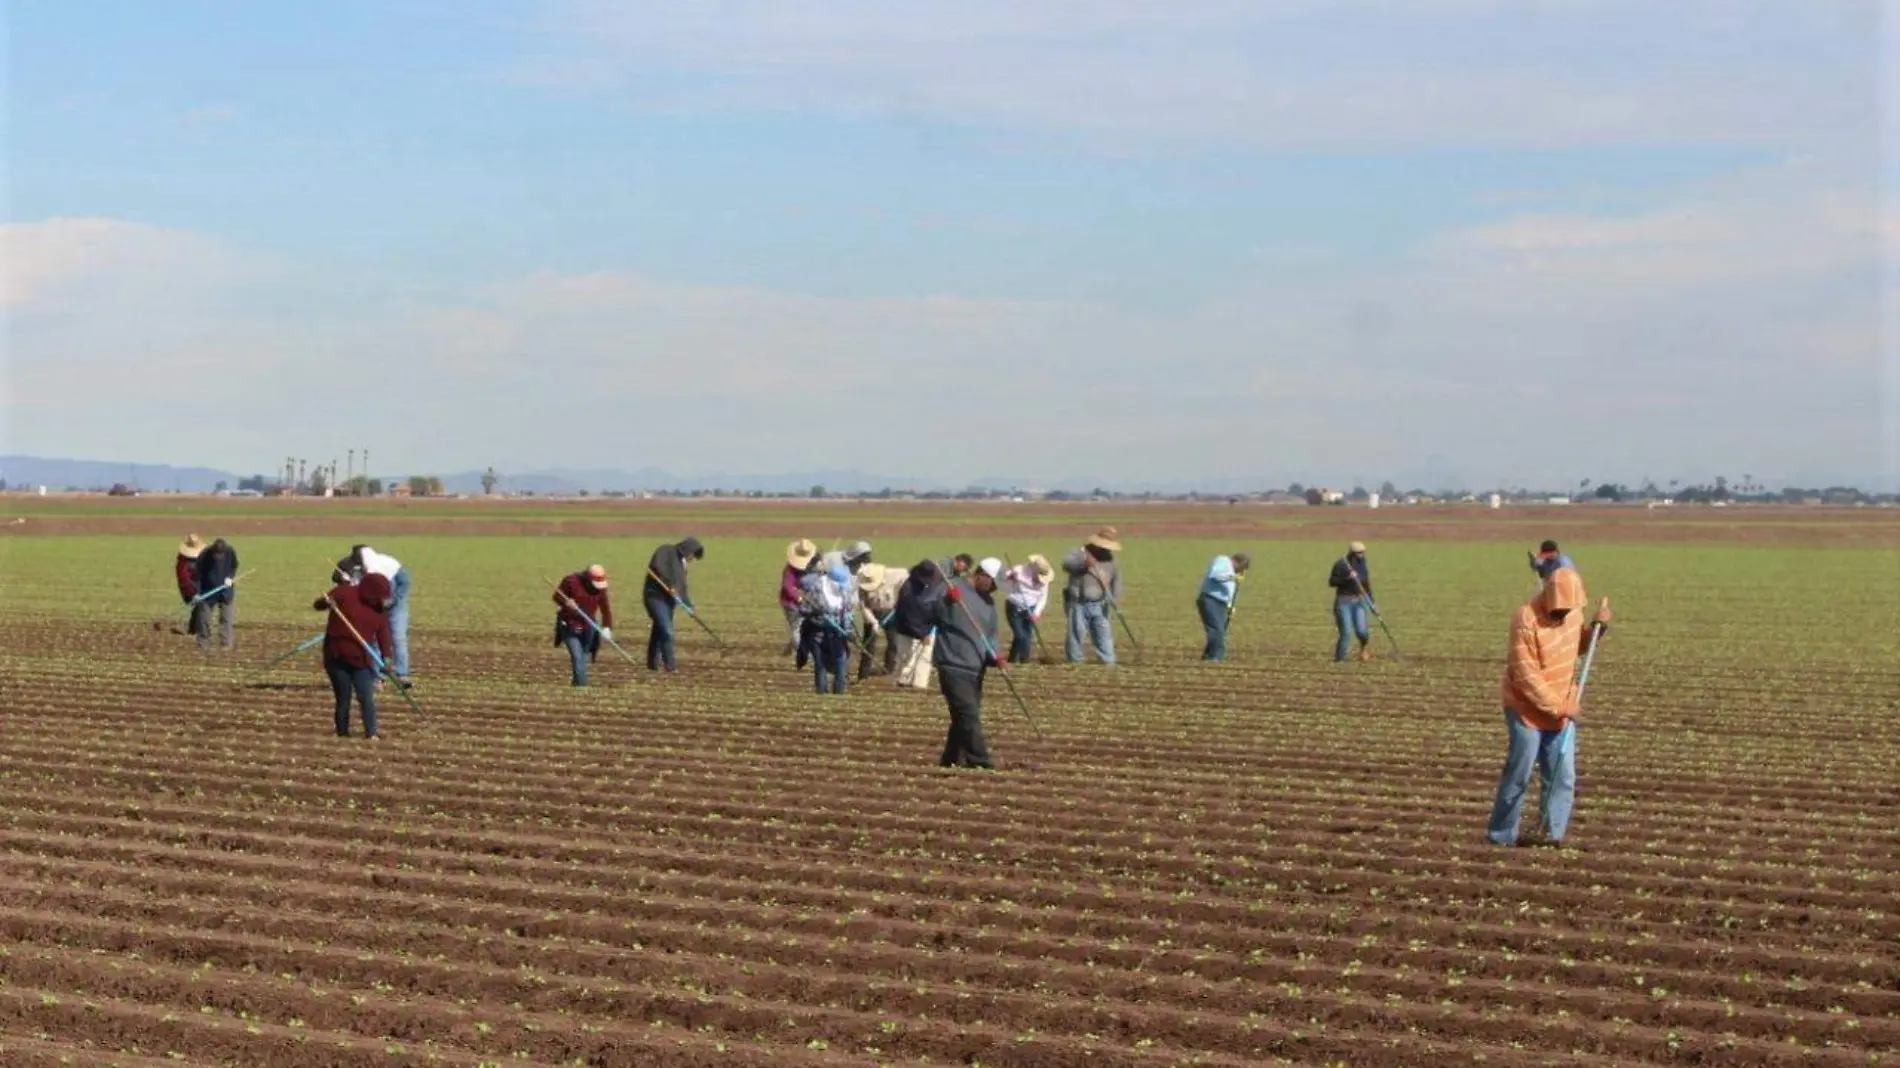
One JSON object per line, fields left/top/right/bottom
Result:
{"left": 644, "top": 537, "right": 704, "bottom": 606}
{"left": 318, "top": 573, "right": 394, "bottom": 670}
{"left": 194, "top": 541, "right": 239, "bottom": 604}
{"left": 892, "top": 559, "right": 946, "bottom": 639}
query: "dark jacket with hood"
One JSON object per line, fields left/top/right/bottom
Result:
{"left": 892, "top": 560, "right": 946, "bottom": 639}
{"left": 194, "top": 541, "right": 239, "bottom": 604}
{"left": 931, "top": 578, "right": 999, "bottom": 675}
{"left": 644, "top": 537, "right": 704, "bottom": 606}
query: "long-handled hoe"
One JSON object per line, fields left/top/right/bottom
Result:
{"left": 544, "top": 576, "right": 645, "bottom": 675}
{"left": 645, "top": 567, "right": 730, "bottom": 658}
{"left": 256, "top": 633, "right": 325, "bottom": 674}
{"left": 1086, "top": 562, "right": 1144, "bottom": 663}
{"left": 154, "top": 568, "right": 257, "bottom": 633}
{"left": 320, "top": 592, "right": 425, "bottom": 719}
{"left": 1002, "top": 554, "right": 1057, "bottom": 666}
{"left": 938, "top": 572, "right": 1046, "bottom": 765}
{"left": 1342, "top": 561, "right": 1403, "bottom": 660}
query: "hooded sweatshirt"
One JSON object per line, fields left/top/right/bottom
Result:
{"left": 644, "top": 538, "right": 703, "bottom": 606}
{"left": 892, "top": 560, "right": 946, "bottom": 639}
{"left": 319, "top": 574, "right": 394, "bottom": 670}
{"left": 1501, "top": 568, "right": 1599, "bottom": 732}
{"left": 1328, "top": 556, "right": 1371, "bottom": 600}
{"left": 194, "top": 542, "right": 239, "bottom": 604}
{"left": 932, "top": 578, "right": 999, "bottom": 675}
{"left": 555, "top": 572, "right": 613, "bottom": 635}
{"left": 175, "top": 553, "right": 200, "bottom": 601}
{"left": 1062, "top": 547, "right": 1122, "bottom": 603}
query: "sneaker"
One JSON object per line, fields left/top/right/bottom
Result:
{"left": 365, "top": 734, "right": 382, "bottom": 742}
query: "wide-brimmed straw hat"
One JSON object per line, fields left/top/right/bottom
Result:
{"left": 178, "top": 533, "right": 205, "bottom": 559}
{"left": 1027, "top": 553, "right": 1055, "bottom": 583}
{"left": 787, "top": 538, "right": 819, "bottom": 569}
{"left": 856, "top": 563, "right": 887, "bottom": 591}
{"left": 1086, "top": 527, "right": 1122, "bottom": 553}
{"left": 585, "top": 563, "right": 609, "bottom": 588}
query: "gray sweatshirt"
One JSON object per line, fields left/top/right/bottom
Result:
{"left": 931, "top": 579, "right": 999, "bottom": 674}
{"left": 1062, "top": 549, "right": 1123, "bottom": 603}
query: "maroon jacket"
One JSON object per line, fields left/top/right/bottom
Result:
{"left": 175, "top": 553, "right": 199, "bottom": 602}
{"left": 317, "top": 581, "right": 395, "bottom": 671}
{"left": 555, "top": 572, "right": 613, "bottom": 634}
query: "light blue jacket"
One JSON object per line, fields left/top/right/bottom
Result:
{"left": 1200, "top": 555, "right": 1239, "bottom": 604}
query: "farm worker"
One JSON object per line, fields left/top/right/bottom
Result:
{"left": 1486, "top": 568, "right": 1612, "bottom": 847}
{"left": 935, "top": 557, "right": 1006, "bottom": 769}
{"left": 192, "top": 538, "right": 240, "bottom": 650}
{"left": 843, "top": 540, "right": 874, "bottom": 571}
{"left": 1328, "top": 542, "right": 1374, "bottom": 662}
{"left": 1001, "top": 554, "right": 1054, "bottom": 664}
{"left": 643, "top": 537, "right": 705, "bottom": 673}
{"left": 1198, "top": 552, "right": 1252, "bottom": 662}
{"left": 855, "top": 562, "right": 906, "bottom": 679}
{"left": 350, "top": 546, "right": 412, "bottom": 686}
{"left": 800, "top": 559, "right": 858, "bottom": 695}
{"left": 1061, "top": 528, "right": 1123, "bottom": 664}
{"left": 174, "top": 533, "right": 205, "bottom": 636}
{"left": 553, "top": 565, "right": 614, "bottom": 686}
{"left": 315, "top": 572, "right": 395, "bottom": 740}
{"left": 1529, "top": 539, "right": 1577, "bottom": 580}
{"left": 780, "top": 539, "right": 819, "bottom": 656}
{"left": 891, "top": 560, "right": 946, "bottom": 691}
{"left": 941, "top": 553, "right": 975, "bottom": 580}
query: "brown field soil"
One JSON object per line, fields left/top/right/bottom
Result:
{"left": 5, "top": 494, "right": 1899, "bottom": 544}
{"left": 0, "top": 504, "right": 1894, "bottom": 1065}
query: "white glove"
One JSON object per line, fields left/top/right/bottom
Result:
{"left": 222, "top": 578, "right": 234, "bottom": 588}
{"left": 600, "top": 627, "right": 613, "bottom": 641}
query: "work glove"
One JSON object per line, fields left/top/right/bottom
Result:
{"left": 944, "top": 584, "right": 963, "bottom": 605}
{"left": 223, "top": 577, "right": 235, "bottom": 588}
{"left": 600, "top": 627, "right": 613, "bottom": 641}
{"left": 985, "top": 653, "right": 1004, "bottom": 670}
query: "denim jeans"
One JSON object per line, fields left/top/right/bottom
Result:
{"left": 562, "top": 632, "right": 591, "bottom": 686}
{"left": 195, "top": 595, "right": 235, "bottom": 649}
{"left": 1065, "top": 600, "right": 1115, "bottom": 664}
{"left": 1333, "top": 596, "right": 1369, "bottom": 661}
{"left": 645, "top": 593, "right": 677, "bottom": 672}
{"left": 326, "top": 657, "right": 379, "bottom": 737}
{"left": 812, "top": 626, "right": 848, "bottom": 695}
{"left": 1006, "top": 603, "right": 1037, "bottom": 664}
{"left": 938, "top": 667, "right": 993, "bottom": 768}
{"left": 387, "top": 568, "right": 412, "bottom": 677}
{"left": 781, "top": 605, "right": 802, "bottom": 655}
{"left": 1198, "top": 593, "right": 1230, "bottom": 661}
{"left": 1486, "top": 708, "right": 1576, "bottom": 844}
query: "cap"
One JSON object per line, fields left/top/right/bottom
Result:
{"left": 844, "top": 540, "right": 873, "bottom": 563}
{"left": 977, "top": 557, "right": 1004, "bottom": 581}
{"left": 1347, "top": 541, "right": 1367, "bottom": 554}
{"left": 1539, "top": 540, "right": 1560, "bottom": 555}
{"left": 585, "top": 564, "right": 609, "bottom": 588}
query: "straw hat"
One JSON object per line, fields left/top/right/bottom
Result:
{"left": 856, "top": 563, "right": 887, "bottom": 591}
{"left": 585, "top": 564, "right": 609, "bottom": 588}
{"left": 1347, "top": 541, "right": 1367, "bottom": 555}
{"left": 787, "top": 538, "right": 819, "bottom": 569}
{"left": 1086, "top": 526, "right": 1122, "bottom": 553}
{"left": 178, "top": 533, "right": 205, "bottom": 559}
{"left": 1026, "top": 553, "right": 1055, "bottom": 583}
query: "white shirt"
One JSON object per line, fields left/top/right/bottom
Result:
{"left": 1004, "top": 565, "right": 1051, "bottom": 617}
{"left": 359, "top": 548, "right": 404, "bottom": 579}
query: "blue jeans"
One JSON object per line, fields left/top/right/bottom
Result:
{"left": 1333, "top": 596, "right": 1369, "bottom": 661}
{"left": 1198, "top": 593, "right": 1230, "bottom": 661}
{"left": 385, "top": 568, "right": 412, "bottom": 677}
{"left": 1065, "top": 599, "right": 1115, "bottom": 664}
{"left": 326, "top": 657, "right": 379, "bottom": 737}
{"left": 1006, "top": 603, "right": 1037, "bottom": 664}
{"left": 562, "top": 632, "right": 591, "bottom": 686}
{"left": 812, "top": 625, "right": 848, "bottom": 695}
{"left": 645, "top": 593, "right": 677, "bottom": 672}
{"left": 1486, "top": 709, "right": 1576, "bottom": 844}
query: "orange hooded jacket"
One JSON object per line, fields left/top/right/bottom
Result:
{"left": 1500, "top": 568, "right": 1597, "bottom": 732}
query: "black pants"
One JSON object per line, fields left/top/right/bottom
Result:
{"left": 326, "top": 657, "right": 379, "bottom": 737}
{"left": 938, "top": 667, "right": 993, "bottom": 768}
{"left": 858, "top": 622, "right": 886, "bottom": 679}
{"left": 644, "top": 593, "right": 677, "bottom": 672}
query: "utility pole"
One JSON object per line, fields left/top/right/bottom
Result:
{"left": 347, "top": 449, "right": 355, "bottom": 487}
{"left": 298, "top": 459, "right": 307, "bottom": 490}
{"left": 362, "top": 449, "right": 371, "bottom": 492}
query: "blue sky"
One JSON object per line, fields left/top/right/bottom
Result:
{"left": 5, "top": 1, "right": 1895, "bottom": 489}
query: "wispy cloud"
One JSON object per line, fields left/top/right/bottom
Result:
{"left": 179, "top": 104, "right": 240, "bottom": 127}
{"left": 525, "top": 0, "right": 1881, "bottom": 152}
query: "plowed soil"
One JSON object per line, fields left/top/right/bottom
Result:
{"left": 1, "top": 504, "right": 1895, "bottom": 1066}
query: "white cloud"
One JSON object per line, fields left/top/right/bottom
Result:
{"left": 5, "top": 158, "right": 1895, "bottom": 488}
